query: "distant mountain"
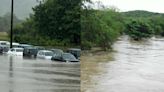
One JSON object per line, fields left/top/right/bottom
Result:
{"left": 122, "top": 10, "right": 164, "bottom": 18}
{"left": 0, "top": 0, "right": 38, "bottom": 19}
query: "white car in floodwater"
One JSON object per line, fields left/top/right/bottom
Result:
{"left": 7, "top": 48, "right": 24, "bottom": 56}
{"left": 37, "top": 50, "right": 54, "bottom": 60}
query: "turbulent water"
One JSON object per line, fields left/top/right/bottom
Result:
{"left": 0, "top": 55, "right": 80, "bottom": 92}
{"left": 82, "top": 36, "right": 164, "bottom": 92}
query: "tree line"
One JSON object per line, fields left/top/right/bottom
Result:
{"left": 82, "top": 6, "right": 164, "bottom": 50}
{"left": 9, "top": 0, "right": 164, "bottom": 50}
{"left": 13, "top": 0, "right": 81, "bottom": 47}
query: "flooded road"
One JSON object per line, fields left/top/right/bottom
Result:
{"left": 82, "top": 36, "right": 164, "bottom": 92}
{"left": 0, "top": 55, "right": 80, "bottom": 92}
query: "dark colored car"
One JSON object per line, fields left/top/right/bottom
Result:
{"left": 18, "top": 44, "right": 33, "bottom": 49}
{"left": 67, "top": 48, "right": 81, "bottom": 59}
{"left": 23, "top": 46, "right": 45, "bottom": 57}
{"left": 0, "top": 45, "right": 9, "bottom": 53}
{"left": 51, "top": 53, "right": 79, "bottom": 62}
{"left": 0, "top": 46, "right": 3, "bottom": 53}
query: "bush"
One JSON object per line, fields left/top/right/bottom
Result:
{"left": 125, "top": 19, "right": 153, "bottom": 40}
{"left": 81, "top": 41, "right": 92, "bottom": 50}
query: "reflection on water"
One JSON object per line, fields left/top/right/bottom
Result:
{"left": 0, "top": 55, "right": 80, "bottom": 92}
{"left": 82, "top": 36, "right": 164, "bottom": 92}
{"left": 9, "top": 56, "right": 13, "bottom": 77}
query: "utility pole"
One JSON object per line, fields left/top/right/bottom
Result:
{"left": 10, "top": 0, "right": 14, "bottom": 48}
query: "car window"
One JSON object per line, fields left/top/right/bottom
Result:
{"left": 39, "top": 51, "right": 43, "bottom": 55}
{"left": 45, "top": 52, "right": 53, "bottom": 56}
{"left": 16, "top": 49, "right": 23, "bottom": 52}
{"left": 0, "top": 43, "right": 7, "bottom": 45}
{"left": 63, "top": 54, "right": 76, "bottom": 60}
{"left": 11, "top": 49, "right": 15, "bottom": 52}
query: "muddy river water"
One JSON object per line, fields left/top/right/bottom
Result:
{"left": 82, "top": 36, "right": 164, "bottom": 92}
{"left": 0, "top": 55, "right": 80, "bottom": 92}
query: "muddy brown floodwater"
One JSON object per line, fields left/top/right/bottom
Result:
{"left": 0, "top": 55, "right": 80, "bottom": 92}
{"left": 81, "top": 36, "right": 164, "bottom": 92}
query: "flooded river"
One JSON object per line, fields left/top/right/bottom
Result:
{"left": 82, "top": 36, "right": 164, "bottom": 92}
{"left": 0, "top": 55, "right": 80, "bottom": 92}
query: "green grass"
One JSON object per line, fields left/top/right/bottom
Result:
{"left": 0, "top": 32, "right": 9, "bottom": 41}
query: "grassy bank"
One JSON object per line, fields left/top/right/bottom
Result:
{"left": 0, "top": 32, "right": 9, "bottom": 41}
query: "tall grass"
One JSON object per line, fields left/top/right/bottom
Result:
{"left": 0, "top": 32, "right": 9, "bottom": 41}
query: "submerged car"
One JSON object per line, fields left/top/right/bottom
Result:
{"left": 7, "top": 42, "right": 20, "bottom": 48}
{"left": 0, "top": 46, "right": 3, "bottom": 53}
{"left": 7, "top": 48, "right": 24, "bottom": 56}
{"left": 0, "top": 41, "right": 9, "bottom": 46}
{"left": 51, "top": 53, "right": 79, "bottom": 62}
{"left": 67, "top": 48, "right": 81, "bottom": 59}
{"left": 0, "top": 41, "right": 10, "bottom": 53}
{"left": 23, "top": 46, "right": 45, "bottom": 58}
{"left": 18, "top": 44, "right": 32, "bottom": 48}
{"left": 37, "top": 50, "right": 54, "bottom": 60}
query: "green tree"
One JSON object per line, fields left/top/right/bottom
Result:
{"left": 81, "top": 7, "right": 124, "bottom": 50}
{"left": 33, "top": 0, "right": 81, "bottom": 45}
{"left": 125, "top": 19, "right": 153, "bottom": 40}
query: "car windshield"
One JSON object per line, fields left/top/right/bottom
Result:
{"left": 45, "top": 52, "right": 53, "bottom": 56}
{"left": 63, "top": 54, "right": 76, "bottom": 60}
{"left": 0, "top": 43, "right": 7, "bottom": 45}
{"left": 16, "top": 49, "right": 23, "bottom": 52}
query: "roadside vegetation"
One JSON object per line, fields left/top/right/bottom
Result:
{"left": 12, "top": 0, "right": 81, "bottom": 47}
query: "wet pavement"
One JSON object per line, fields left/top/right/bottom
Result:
{"left": 0, "top": 55, "right": 80, "bottom": 92}
{"left": 82, "top": 36, "right": 164, "bottom": 92}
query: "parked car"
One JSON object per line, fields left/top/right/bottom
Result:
{"left": 7, "top": 48, "right": 24, "bottom": 56}
{"left": 51, "top": 53, "right": 79, "bottom": 62}
{"left": 0, "top": 41, "right": 9, "bottom": 46}
{"left": 37, "top": 50, "right": 54, "bottom": 60}
{"left": 18, "top": 44, "right": 32, "bottom": 48}
{"left": 23, "top": 46, "right": 45, "bottom": 58}
{"left": 0, "top": 41, "right": 10, "bottom": 53}
{"left": 7, "top": 42, "right": 20, "bottom": 48}
{"left": 67, "top": 48, "right": 81, "bottom": 59}
{"left": 0, "top": 46, "right": 3, "bottom": 53}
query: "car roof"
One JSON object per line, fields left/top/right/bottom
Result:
{"left": 12, "top": 48, "right": 23, "bottom": 50}
{"left": 19, "top": 44, "right": 32, "bottom": 46}
{"left": 68, "top": 48, "right": 81, "bottom": 51}
{"left": 7, "top": 42, "right": 20, "bottom": 45}
{"left": 39, "top": 50, "right": 52, "bottom": 52}
{"left": 63, "top": 53, "right": 73, "bottom": 55}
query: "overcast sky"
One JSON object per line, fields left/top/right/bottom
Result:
{"left": 92, "top": 0, "right": 164, "bottom": 13}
